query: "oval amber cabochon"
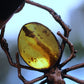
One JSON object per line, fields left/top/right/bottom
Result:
{"left": 18, "top": 22, "right": 60, "bottom": 70}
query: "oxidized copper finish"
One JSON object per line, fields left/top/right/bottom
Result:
{"left": 0, "top": 0, "right": 84, "bottom": 84}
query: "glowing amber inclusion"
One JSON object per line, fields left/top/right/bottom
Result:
{"left": 18, "top": 22, "right": 60, "bottom": 70}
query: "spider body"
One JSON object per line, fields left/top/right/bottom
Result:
{"left": 18, "top": 22, "right": 61, "bottom": 71}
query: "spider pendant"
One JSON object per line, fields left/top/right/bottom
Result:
{"left": 0, "top": 21, "right": 76, "bottom": 84}
{"left": 0, "top": 0, "right": 84, "bottom": 84}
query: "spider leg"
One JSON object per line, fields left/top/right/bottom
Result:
{"left": 63, "top": 63, "right": 84, "bottom": 73}
{"left": 63, "top": 74, "right": 84, "bottom": 84}
{"left": 0, "top": 27, "right": 44, "bottom": 84}
{"left": 25, "top": 0, "right": 71, "bottom": 64}
{"left": 57, "top": 32, "right": 84, "bottom": 84}
{"left": 57, "top": 31, "right": 77, "bottom": 68}
{"left": 25, "top": 0, "right": 71, "bottom": 35}
{"left": 1, "top": 34, "right": 45, "bottom": 84}
{"left": 1, "top": 38, "right": 17, "bottom": 67}
{"left": 0, "top": 26, "right": 16, "bottom": 66}
{"left": 0, "top": 28, "right": 35, "bottom": 69}
{"left": 61, "top": 63, "right": 84, "bottom": 83}
{"left": 16, "top": 53, "right": 30, "bottom": 84}
{"left": 29, "top": 75, "right": 46, "bottom": 84}
{"left": 1, "top": 37, "right": 39, "bottom": 70}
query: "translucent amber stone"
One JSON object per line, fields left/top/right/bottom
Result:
{"left": 18, "top": 22, "right": 60, "bottom": 70}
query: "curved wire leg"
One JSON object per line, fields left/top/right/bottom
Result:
{"left": 25, "top": 0, "right": 71, "bottom": 64}
{"left": 64, "top": 74, "right": 84, "bottom": 84}
{"left": 57, "top": 32, "right": 84, "bottom": 84}
{"left": 57, "top": 31, "right": 76, "bottom": 67}
{"left": 16, "top": 53, "right": 30, "bottom": 84}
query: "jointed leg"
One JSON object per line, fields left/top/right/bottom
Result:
{"left": 0, "top": 26, "right": 16, "bottom": 66}
{"left": 1, "top": 36, "right": 39, "bottom": 70}
{"left": 64, "top": 74, "right": 84, "bottom": 84}
{"left": 25, "top": 0, "right": 71, "bottom": 64}
{"left": 57, "top": 31, "right": 84, "bottom": 83}
{"left": 1, "top": 37, "right": 17, "bottom": 67}
{"left": 16, "top": 53, "right": 30, "bottom": 84}
{"left": 0, "top": 26, "right": 37, "bottom": 71}
{"left": 57, "top": 31, "right": 77, "bottom": 67}
{"left": 1, "top": 33, "right": 45, "bottom": 84}
{"left": 63, "top": 63, "right": 84, "bottom": 73}
{"left": 62, "top": 63, "right": 84, "bottom": 83}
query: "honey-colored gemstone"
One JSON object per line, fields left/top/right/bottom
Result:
{"left": 18, "top": 22, "right": 60, "bottom": 70}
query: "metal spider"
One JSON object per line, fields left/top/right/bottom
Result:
{"left": 0, "top": 0, "right": 84, "bottom": 84}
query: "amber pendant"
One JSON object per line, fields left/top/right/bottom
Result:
{"left": 18, "top": 22, "right": 60, "bottom": 70}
